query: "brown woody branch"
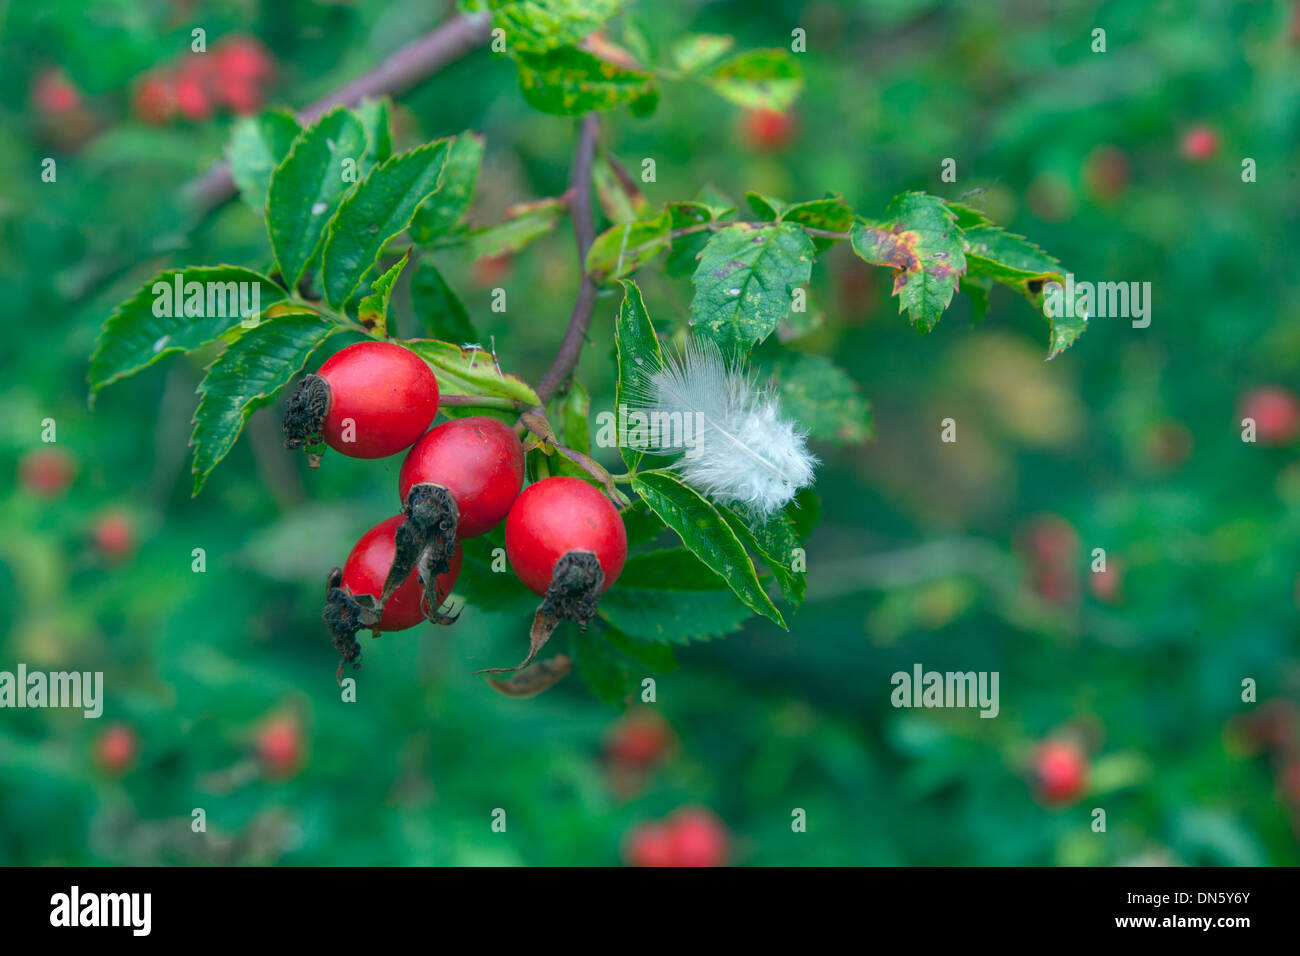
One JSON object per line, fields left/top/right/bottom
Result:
{"left": 182, "top": 11, "right": 492, "bottom": 213}
{"left": 533, "top": 113, "right": 601, "bottom": 404}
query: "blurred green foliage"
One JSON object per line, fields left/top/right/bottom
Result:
{"left": 2, "top": 0, "right": 1299, "bottom": 866}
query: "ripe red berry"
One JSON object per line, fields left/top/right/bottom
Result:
{"left": 605, "top": 708, "right": 673, "bottom": 769}
{"left": 471, "top": 254, "right": 512, "bottom": 287}
{"left": 95, "top": 723, "right": 137, "bottom": 775}
{"left": 1089, "top": 558, "right": 1124, "bottom": 604}
{"left": 218, "top": 76, "right": 264, "bottom": 114}
{"left": 1032, "top": 739, "right": 1088, "bottom": 805}
{"left": 378, "top": 417, "right": 524, "bottom": 619}
{"left": 33, "top": 68, "right": 81, "bottom": 114}
{"left": 624, "top": 808, "right": 730, "bottom": 867}
{"left": 342, "top": 515, "right": 463, "bottom": 632}
{"left": 93, "top": 512, "right": 136, "bottom": 562}
{"left": 172, "top": 66, "right": 213, "bottom": 121}
{"left": 1241, "top": 386, "right": 1300, "bottom": 446}
{"left": 1082, "top": 144, "right": 1130, "bottom": 203}
{"left": 1181, "top": 124, "right": 1219, "bottom": 161}
{"left": 506, "top": 477, "right": 627, "bottom": 597}
{"left": 325, "top": 515, "right": 463, "bottom": 677}
{"left": 18, "top": 447, "right": 75, "bottom": 498}
{"left": 132, "top": 74, "right": 175, "bottom": 124}
{"left": 257, "top": 714, "right": 304, "bottom": 779}
{"left": 1017, "top": 515, "right": 1079, "bottom": 604}
{"left": 214, "top": 36, "right": 274, "bottom": 83}
{"left": 399, "top": 417, "right": 525, "bottom": 538}
{"left": 623, "top": 822, "right": 675, "bottom": 867}
{"left": 741, "top": 107, "right": 796, "bottom": 151}
{"left": 284, "top": 341, "right": 439, "bottom": 461}
{"left": 667, "top": 808, "right": 730, "bottom": 867}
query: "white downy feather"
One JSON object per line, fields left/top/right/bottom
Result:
{"left": 625, "top": 339, "right": 817, "bottom": 517}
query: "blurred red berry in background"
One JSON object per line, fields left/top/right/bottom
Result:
{"left": 1180, "top": 124, "right": 1219, "bottom": 161}
{"left": 257, "top": 714, "right": 304, "bottom": 779}
{"left": 740, "top": 107, "right": 796, "bottom": 151}
{"left": 623, "top": 807, "right": 730, "bottom": 866}
{"left": 93, "top": 512, "right": 136, "bottom": 563}
{"left": 605, "top": 708, "right": 673, "bottom": 770}
{"left": 1089, "top": 557, "right": 1124, "bottom": 604}
{"left": 18, "top": 447, "right": 76, "bottom": 498}
{"left": 33, "top": 68, "right": 81, "bottom": 113}
{"left": 132, "top": 74, "right": 175, "bottom": 124}
{"left": 1032, "top": 739, "right": 1088, "bottom": 805}
{"left": 95, "top": 724, "right": 138, "bottom": 775}
{"left": 1241, "top": 386, "right": 1300, "bottom": 446}
{"left": 1082, "top": 144, "right": 1130, "bottom": 203}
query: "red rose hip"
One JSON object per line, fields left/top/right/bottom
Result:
{"left": 324, "top": 515, "right": 463, "bottom": 679}
{"left": 506, "top": 476, "right": 626, "bottom": 596}
{"left": 1032, "top": 739, "right": 1088, "bottom": 805}
{"left": 283, "top": 341, "right": 439, "bottom": 461}
{"left": 399, "top": 417, "right": 525, "bottom": 538}
{"left": 482, "top": 478, "right": 627, "bottom": 677}
{"left": 376, "top": 417, "right": 524, "bottom": 614}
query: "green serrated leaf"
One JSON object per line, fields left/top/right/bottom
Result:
{"left": 850, "top": 192, "right": 966, "bottom": 332}
{"left": 462, "top": 196, "right": 566, "bottom": 260}
{"left": 515, "top": 45, "right": 655, "bottom": 116}
{"left": 690, "top": 221, "right": 815, "bottom": 353}
{"left": 405, "top": 338, "right": 540, "bottom": 406}
{"left": 190, "top": 313, "right": 336, "bottom": 494}
{"left": 90, "top": 267, "right": 287, "bottom": 391}
{"left": 356, "top": 251, "right": 408, "bottom": 336}
{"left": 585, "top": 207, "right": 672, "bottom": 281}
{"left": 613, "top": 280, "right": 664, "bottom": 470}
{"left": 663, "top": 200, "right": 721, "bottom": 277}
{"left": 960, "top": 223, "right": 1080, "bottom": 356}
{"left": 354, "top": 97, "right": 394, "bottom": 172}
{"left": 226, "top": 110, "right": 300, "bottom": 214}
{"left": 600, "top": 549, "right": 752, "bottom": 642}
{"left": 409, "top": 131, "right": 485, "bottom": 245}
{"left": 703, "top": 49, "right": 802, "bottom": 111}
{"left": 717, "top": 505, "right": 806, "bottom": 607}
{"left": 320, "top": 138, "right": 453, "bottom": 308}
{"left": 745, "top": 191, "right": 788, "bottom": 220}
{"left": 765, "top": 352, "right": 872, "bottom": 442}
{"left": 409, "top": 258, "right": 477, "bottom": 343}
{"left": 490, "top": 0, "right": 626, "bottom": 53}
{"left": 267, "top": 107, "right": 368, "bottom": 289}
{"left": 783, "top": 194, "right": 854, "bottom": 251}
{"left": 632, "top": 470, "right": 785, "bottom": 627}
{"left": 670, "top": 33, "right": 734, "bottom": 74}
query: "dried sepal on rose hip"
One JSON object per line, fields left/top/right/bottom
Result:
{"left": 283, "top": 341, "right": 439, "bottom": 464}
{"left": 484, "top": 476, "right": 627, "bottom": 677}
{"left": 377, "top": 416, "right": 524, "bottom": 611}
{"left": 324, "top": 515, "right": 462, "bottom": 681}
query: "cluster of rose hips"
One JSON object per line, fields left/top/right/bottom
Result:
{"left": 282, "top": 340, "right": 627, "bottom": 681}
{"left": 132, "top": 35, "right": 273, "bottom": 124}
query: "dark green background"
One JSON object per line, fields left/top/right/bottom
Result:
{"left": 2, "top": 0, "right": 1297, "bottom": 865}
